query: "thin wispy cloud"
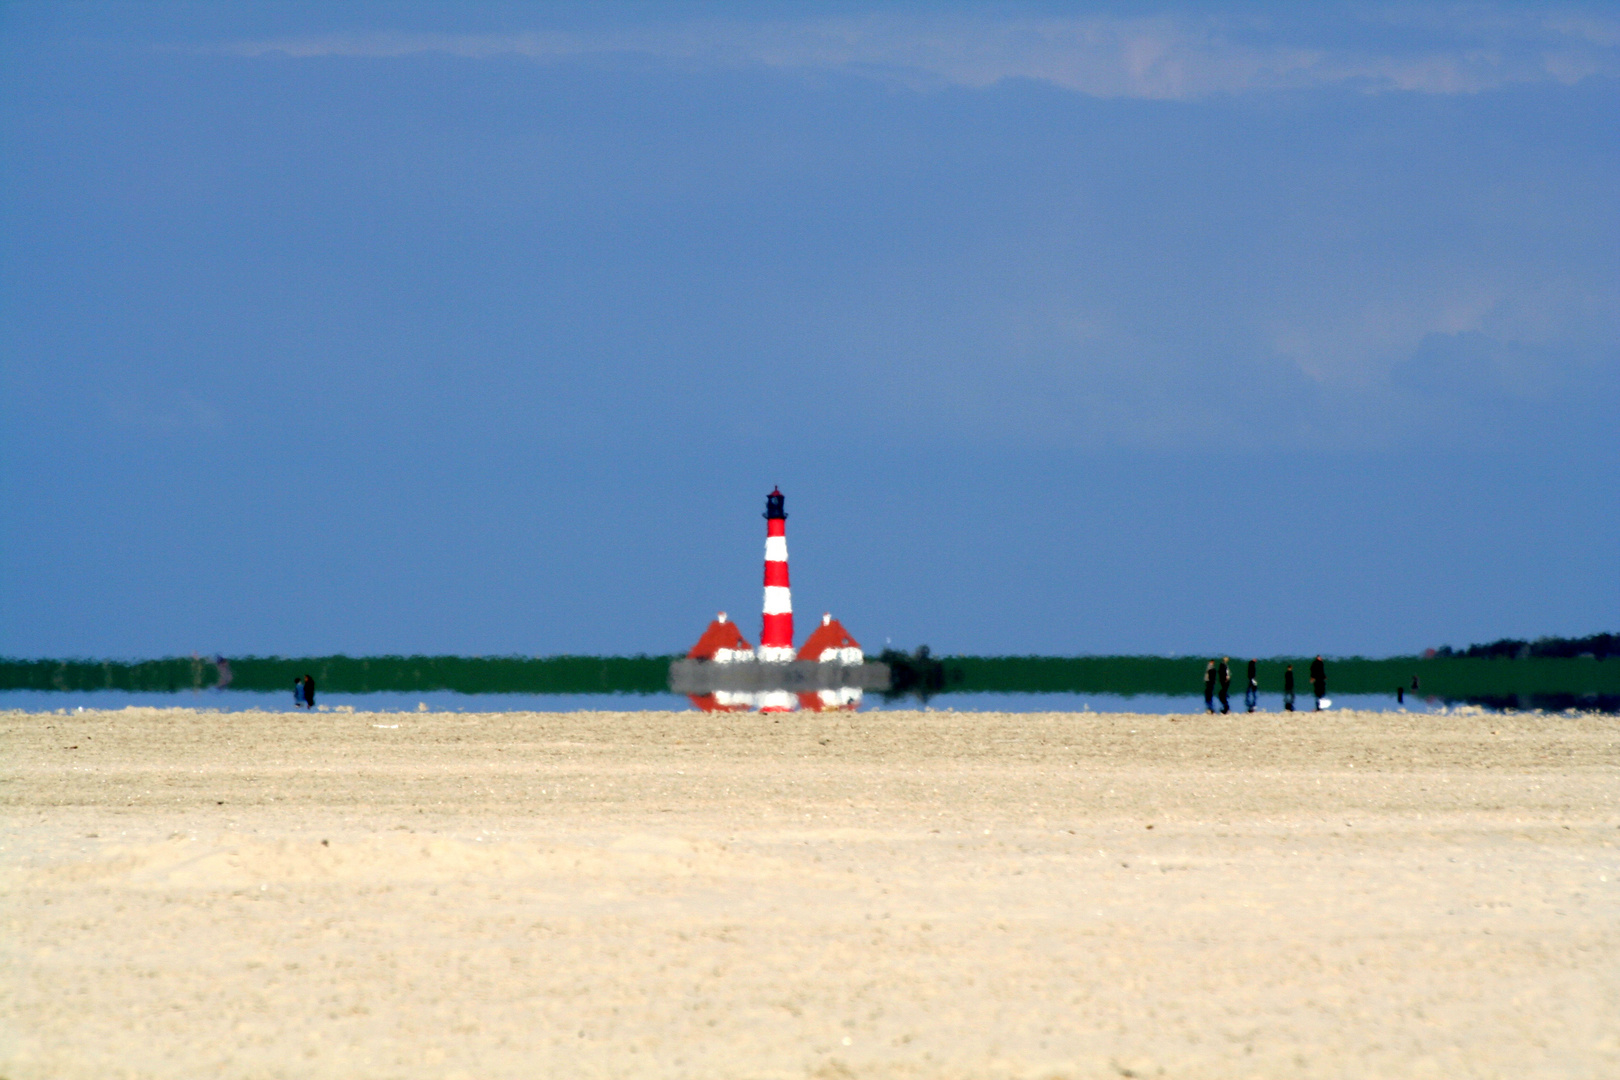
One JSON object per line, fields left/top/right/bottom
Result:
{"left": 208, "top": 9, "right": 1620, "bottom": 98}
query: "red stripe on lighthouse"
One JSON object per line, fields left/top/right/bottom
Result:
{"left": 761, "top": 612, "right": 793, "bottom": 644}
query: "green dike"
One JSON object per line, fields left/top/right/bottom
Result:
{"left": 0, "top": 654, "right": 1615, "bottom": 700}
{"left": 0, "top": 657, "right": 221, "bottom": 693}
{"left": 0, "top": 655, "right": 676, "bottom": 695}
{"left": 941, "top": 656, "right": 1620, "bottom": 699}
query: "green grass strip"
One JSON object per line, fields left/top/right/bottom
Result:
{"left": 0, "top": 655, "right": 677, "bottom": 695}
{"left": 940, "top": 655, "right": 1620, "bottom": 698}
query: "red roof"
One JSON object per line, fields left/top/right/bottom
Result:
{"left": 688, "top": 614, "right": 753, "bottom": 660}
{"left": 796, "top": 614, "right": 861, "bottom": 660}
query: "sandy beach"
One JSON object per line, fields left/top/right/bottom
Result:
{"left": 2, "top": 706, "right": 1616, "bottom": 1079}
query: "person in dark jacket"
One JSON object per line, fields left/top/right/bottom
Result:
{"left": 1245, "top": 658, "right": 1259, "bottom": 712}
{"left": 1310, "top": 655, "right": 1326, "bottom": 710}
{"left": 1203, "top": 660, "right": 1216, "bottom": 713}
{"left": 1217, "top": 657, "right": 1231, "bottom": 714}
{"left": 1284, "top": 664, "right": 1296, "bottom": 711}
{"left": 302, "top": 674, "right": 316, "bottom": 710}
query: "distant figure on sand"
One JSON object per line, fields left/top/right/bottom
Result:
{"left": 1245, "top": 658, "right": 1258, "bottom": 712}
{"left": 1218, "top": 657, "right": 1231, "bottom": 714}
{"left": 294, "top": 674, "right": 316, "bottom": 709}
{"left": 294, "top": 677, "right": 306, "bottom": 708}
{"left": 1284, "top": 664, "right": 1296, "bottom": 711}
{"left": 1310, "top": 655, "right": 1326, "bottom": 710}
{"left": 1204, "top": 661, "right": 1216, "bottom": 713}
{"left": 303, "top": 674, "right": 316, "bottom": 710}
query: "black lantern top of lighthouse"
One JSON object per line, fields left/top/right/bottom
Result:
{"left": 764, "top": 487, "right": 786, "bottom": 520}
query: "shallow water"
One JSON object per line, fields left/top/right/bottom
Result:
{"left": 0, "top": 689, "right": 685, "bottom": 714}
{"left": 0, "top": 688, "right": 1542, "bottom": 715}
{"left": 5, "top": 655, "right": 1612, "bottom": 712}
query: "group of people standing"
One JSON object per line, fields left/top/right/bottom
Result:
{"left": 1203, "top": 656, "right": 1327, "bottom": 713}
{"left": 293, "top": 674, "right": 316, "bottom": 709}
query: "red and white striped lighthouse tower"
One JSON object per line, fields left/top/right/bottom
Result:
{"left": 757, "top": 487, "right": 797, "bottom": 712}
{"left": 759, "top": 487, "right": 794, "bottom": 661}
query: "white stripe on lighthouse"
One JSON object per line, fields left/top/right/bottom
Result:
{"left": 764, "top": 536, "right": 788, "bottom": 562}
{"left": 763, "top": 586, "right": 793, "bottom": 615}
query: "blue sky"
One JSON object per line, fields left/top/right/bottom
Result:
{"left": 2, "top": 2, "right": 1616, "bottom": 659}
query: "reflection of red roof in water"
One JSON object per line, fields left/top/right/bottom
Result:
{"left": 797, "top": 613, "right": 861, "bottom": 660}
{"left": 688, "top": 612, "right": 753, "bottom": 660}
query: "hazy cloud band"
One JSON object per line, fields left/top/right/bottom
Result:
{"left": 207, "top": 10, "right": 1620, "bottom": 98}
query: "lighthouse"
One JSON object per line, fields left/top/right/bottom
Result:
{"left": 759, "top": 487, "right": 794, "bottom": 661}
{"left": 672, "top": 487, "right": 887, "bottom": 713}
{"left": 757, "top": 487, "right": 796, "bottom": 712}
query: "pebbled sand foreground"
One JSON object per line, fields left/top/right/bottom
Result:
{"left": 2, "top": 706, "right": 1617, "bottom": 1080}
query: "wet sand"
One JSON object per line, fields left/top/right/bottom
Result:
{"left": 2, "top": 706, "right": 1617, "bottom": 1079}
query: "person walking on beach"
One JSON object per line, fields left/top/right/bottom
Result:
{"left": 1245, "top": 658, "right": 1258, "bottom": 712}
{"left": 302, "top": 674, "right": 316, "bottom": 710}
{"left": 294, "top": 677, "right": 307, "bottom": 708}
{"left": 1310, "top": 655, "right": 1326, "bottom": 711}
{"left": 1284, "top": 664, "right": 1296, "bottom": 711}
{"left": 1204, "top": 661, "right": 1216, "bottom": 713}
{"left": 1218, "top": 657, "right": 1231, "bottom": 714}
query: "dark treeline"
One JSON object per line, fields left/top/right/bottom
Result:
{"left": 1432, "top": 632, "right": 1618, "bottom": 661}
